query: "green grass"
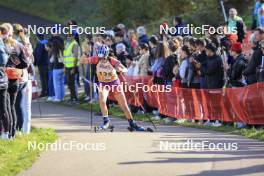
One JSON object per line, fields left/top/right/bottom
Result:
{"left": 61, "top": 95, "right": 264, "bottom": 141}
{"left": 0, "top": 128, "right": 57, "bottom": 176}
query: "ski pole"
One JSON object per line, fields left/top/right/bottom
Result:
{"left": 120, "top": 74, "right": 157, "bottom": 131}
{"left": 89, "top": 63, "right": 93, "bottom": 130}
{"left": 220, "top": 0, "right": 227, "bottom": 22}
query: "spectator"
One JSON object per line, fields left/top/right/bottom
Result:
{"left": 34, "top": 33, "right": 49, "bottom": 97}
{"left": 148, "top": 35, "right": 159, "bottom": 67}
{"left": 2, "top": 23, "right": 28, "bottom": 138}
{"left": 150, "top": 41, "right": 169, "bottom": 85}
{"left": 256, "top": 0, "right": 264, "bottom": 28}
{"left": 47, "top": 36, "right": 65, "bottom": 102}
{"left": 81, "top": 34, "right": 97, "bottom": 102}
{"left": 149, "top": 41, "right": 170, "bottom": 120}
{"left": 68, "top": 20, "right": 80, "bottom": 45}
{"left": 227, "top": 8, "right": 246, "bottom": 43}
{"left": 204, "top": 43, "right": 224, "bottom": 89}
{"left": 179, "top": 45, "right": 192, "bottom": 88}
{"left": 116, "top": 23, "right": 131, "bottom": 50}
{"left": 114, "top": 27, "right": 132, "bottom": 55}
{"left": 64, "top": 33, "right": 80, "bottom": 104}
{"left": 125, "top": 57, "right": 138, "bottom": 76}
{"left": 13, "top": 23, "right": 34, "bottom": 134}
{"left": 137, "top": 43, "right": 150, "bottom": 76}
{"left": 252, "top": 0, "right": 261, "bottom": 29}
{"left": 0, "top": 24, "right": 10, "bottom": 140}
{"left": 195, "top": 38, "right": 208, "bottom": 88}
{"left": 127, "top": 29, "right": 138, "bottom": 56}
{"left": 116, "top": 42, "right": 129, "bottom": 67}
{"left": 227, "top": 42, "right": 248, "bottom": 87}
{"left": 256, "top": 40, "right": 264, "bottom": 82}
{"left": 243, "top": 28, "right": 264, "bottom": 84}
{"left": 68, "top": 20, "right": 81, "bottom": 87}
{"left": 46, "top": 29, "right": 64, "bottom": 101}
{"left": 251, "top": 27, "right": 264, "bottom": 50}
{"left": 188, "top": 37, "right": 201, "bottom": 88}
{"left": 137, "top": 26, "right": 149, "bottom": 45}
{"left": 163, "top": 38, "right": 180, "bottom": 85}
{"left": 172, "top": 16, "right": 189, "bottom": 36}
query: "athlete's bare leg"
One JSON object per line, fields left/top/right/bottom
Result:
{"left": 114, "top": 91, "right": 133, "bottom": 120}
{"left": 98, "top": 86, "right": 110, "bottom": 117}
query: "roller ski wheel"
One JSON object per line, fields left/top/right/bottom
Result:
{"left": 94, "top": 125, "right": 114, "bottom": 133}
{"left": 127, "top": 126, "right": 154, "bottom": 132}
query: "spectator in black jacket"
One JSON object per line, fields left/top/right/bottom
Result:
{"left": 227, "top": 42, "right": 248, "bottom": 87}
{"left": 33, "top": 34, "right": 49, "bottom": 97}
{"left": 250, "top": 27, "right": 264, "bottom": 51}
{"left": 256, "top": 40, "right": 264, "bottom": 82}
{"left": 243, "top": 28, "right": 264, "bottom": 84}
{"left": 116, "top": 42, "right": 130, "bottom": 67}
{"left": 205, "top": 43, "right": 224, "bottom": 89}
{"left": 148, "top": 35, "right": 158, "bottom": 67}
{"left": 195, "top": 38, "right": 207, "bottom": 88}
{"left": 163, "top": 38, "right": 180, "bottom": 85}
{"left": 243, "top": 44, "right": 262, "bottom": 84}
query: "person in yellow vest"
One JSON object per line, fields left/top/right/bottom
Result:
{"left": 64, "top": 33, "right": 80, "bottom": 104}
{"left": 80, "top": 44, "right": 147, "bottom": 131}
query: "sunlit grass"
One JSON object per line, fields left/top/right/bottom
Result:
{"left": 0, "top": 128, "right": 57, "bottom": 176}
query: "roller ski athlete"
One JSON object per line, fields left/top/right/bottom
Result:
{"left": 81, "top": 44, "right": 153, "bottom": 133}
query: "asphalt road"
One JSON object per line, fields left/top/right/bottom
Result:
{"left": 17, "top": 101, "right": 264, "bottom": 176}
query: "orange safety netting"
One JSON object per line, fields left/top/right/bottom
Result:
{"left": 109, "top": 75, "right": 264, "bottom": 125}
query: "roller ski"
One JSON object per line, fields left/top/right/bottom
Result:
{"left": 94, "top": 117, "right": 114, "bottom": 133}
{"left": 127, "top": 119, "right": 154, "bottom": 132}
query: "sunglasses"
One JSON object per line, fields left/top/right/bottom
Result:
{"left": 1, "top": 31, "right": 8, "bottom": 35}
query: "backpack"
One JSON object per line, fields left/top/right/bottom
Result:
{"left": 6, "top": 43, "right": 28, "bottom": 69}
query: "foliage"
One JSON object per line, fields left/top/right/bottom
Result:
{"left": 0, "top": 0, "right": 256, "bottom": 29}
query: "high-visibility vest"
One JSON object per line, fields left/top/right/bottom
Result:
{"left": 63, "top": 40, "right": 80, "bottom": 68}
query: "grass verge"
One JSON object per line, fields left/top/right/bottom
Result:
{"left": 60, "top": 95, "right": 264, "bottom": 141}
{"left": 0, "top": 128, "right": 57, "bottom": 176}
{"left": 172, "top": 121, "right": 264, "bottom": 141}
